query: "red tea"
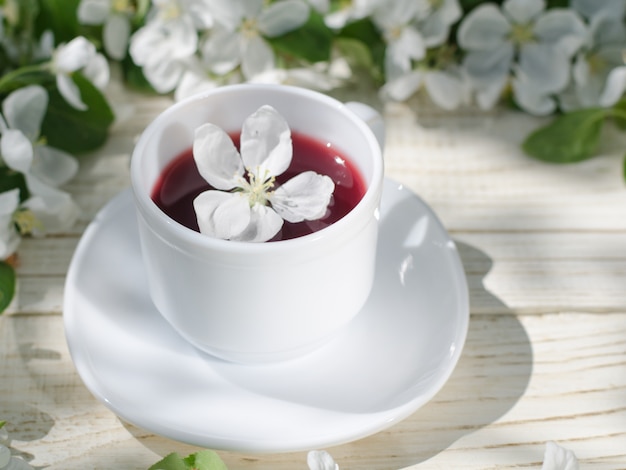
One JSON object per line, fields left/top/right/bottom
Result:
{"left": 152, "top": 131, "right": 367, "bottom": 241}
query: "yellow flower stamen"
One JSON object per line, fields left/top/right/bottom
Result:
{"left": 158, "top": 1, "right": 181, "bottom": 20}
{"left": 509, "top": 24, "right": 535, "bottom": 46}
{"left": 112, "top": 0, "right": 136, "bottom": 15}
{"left": 13, "top": 209, "right": 43, "bottom": 235}
{"left": 240, "top": 17, "right": 259, "bottom": 38}
{"left": 238, "top": 168, "right": 276, "bottom": 208}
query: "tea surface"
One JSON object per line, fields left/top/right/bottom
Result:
{"left": 152, "top": 131, "right": 366, "bottom": 240}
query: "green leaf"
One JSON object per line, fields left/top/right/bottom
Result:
{"left": 522, "top": 108, "right": 608, "bottom": 163}
{"left": 148, "top": 453, "right": 188, "bottom": 470}
{"left": 149, "top": 451, "right": 228, "bottom": 470}
{"left": 0, "top": 262, "right": 16, "bottom": 314}
{"left": 0, "top": 167, "right": 29, "bottom": 203}
{"left": 183, "top": 450, "right": 228, "bottom": 470}
{"left": 337, "top": 18, "right": 385, "bottom": 78}
{"left": 41, "top": 72, "right": 114, "bottom": 154}
{"left": 268, "top": 10, "right": 334, "bottom": 63}
{"left": 611, "top": 99, "right": 626, "bottom": 130}
{"left": 0, "top": 421, "right": 6, "bottom": 429}
{"left": 35, "top": 0, "right": 81, "bottom": 43}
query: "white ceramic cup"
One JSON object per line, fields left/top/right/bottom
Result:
{"left": 130, "top": 84, "right": 384, "bottom": 364}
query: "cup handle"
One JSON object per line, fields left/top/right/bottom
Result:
{"left": 344, "top": 101, "right": 385, "bottom": 150}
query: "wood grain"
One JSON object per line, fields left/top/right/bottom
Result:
{"left": 1, "top": 90, "right": 625, "bottom": 468}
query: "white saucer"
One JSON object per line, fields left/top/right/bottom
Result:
{"left": 64, "top": 179, "right": 469, "bottom": 453}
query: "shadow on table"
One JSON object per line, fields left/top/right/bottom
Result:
{"left": 339, "top": 241, "right": 533, "bottom": 468}
{"left": 0, "top": 339, "right": 58, "bottom": 469}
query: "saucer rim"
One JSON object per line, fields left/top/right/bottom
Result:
{"left": 63, "top": 178, "right": 470, "bottom": 452}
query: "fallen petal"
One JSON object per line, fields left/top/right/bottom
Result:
{"left": 541, "top": 441, "right": 579, "bottom": 470}
{"left": 307, "top": 450, "right": 339, "bottom": 470}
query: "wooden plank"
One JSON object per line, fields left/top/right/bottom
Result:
{"left": 1, "top": 312, "right": 625, "bottom": 469}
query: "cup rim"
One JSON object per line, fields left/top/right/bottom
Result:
{"left": 130, "top": 83, "right": 384, "bottom": 255}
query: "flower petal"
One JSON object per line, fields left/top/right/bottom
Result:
{"left": 271, "top": 171, "right": 334, "bottom": 223}
{"left": 54, "top": 36, "right": 95, "bottom": 73}
{"left": 381, "top": 69, "right": 423, "bottom": 101}
{"left": 193, "top": 123, "right": 244, "bottom": 190}
{"left": 307, "top": 450, "right": 338, "bottom": 470}
{"left": 231, "top": 203, "right": 283, "bottom": 242}
{"left": 142, "top": 57, "right": 186, "bottom": 94}
{"left": 599, "top": 66, "right": 626, "bottom": 107}
{"left": 572, "top": 0, "right": 626, "bottom": 20}
{"left": 82, "top": 53, "right": 110, "bottom": 89}
{"left": 533, "top": 9, "right": 587, "bottom": 57}
{"left": 541, "top": 441, "right": 579, "bottom": 470}
{"left": 463, "top": 42, "right": 513, "bottom": 86}
{"left": 513, "top": 75, "right": 557, "bottom": 115}
{"left": 258, "top": 0, "right": 310, "bottom": 37}
{"left": 457, "top": 4, "right": 510, "bottom": 51}
{"left": 240, "top": 105, "right": 292, "bottom": 178}
{"left": 32, "top": 145, "right": 79, "bottom": 187}
{"left": 387, "top": 26, "right": 426, "bottom": 71}
{"left": 1, "top": 130, "right": 34, "bottom": 173}
{"left": 424, "top": 70, "right": 467, "bottom": 110}
{"left": 193, "top": 190, "right": 251, "bottom": 240}
{"left": 420, "top": 4, "right": 459, "bottom": 48}
{"left": 56, "top": 74, "right": 87, "bottom": 111}
{"left": 502, "top": 0, "right": 545, "bottom": 25}
{"left": 0, "top": 189, "right": 20, "bottom": 216}
{"left": 174, "top": 67, "right": 218, "bottom": 101}
{"left": 77, "top": 0, "right": 109, "bottom": 25}
{"left": 240, "top": 35, "right": 275, "bottom": 80}
{"left": 518, "top": 43, "right": 570, "bottom": 93}
{"left": 103, "top": 14, "right": 131, "bottom": 60}
{"left": 23, "top": 175, "right": 80, "bottom": 234}
{"left": 201, "top": 26, "right": 241, "bottom": 75}
{"left": 2, "top": 85, "right": 47, "bottom": 140}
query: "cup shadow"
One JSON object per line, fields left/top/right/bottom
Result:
{"left": 336, "top": 240, "right": 533, "bottom": 468}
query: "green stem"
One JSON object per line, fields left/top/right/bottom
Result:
{"left": 0, "top": 64, "right": 48, "bottom": 93}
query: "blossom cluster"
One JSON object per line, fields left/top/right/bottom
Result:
{"left": 81, "top": 0, "right": 626, "bottom": 114}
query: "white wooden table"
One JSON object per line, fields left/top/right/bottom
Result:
{"left": 2, "top": 83, "right": 626, "bottom": 469}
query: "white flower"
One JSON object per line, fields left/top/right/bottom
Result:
{"left": 77, "top": 0, "right": 134, "bottom": 60}
{"left": 307, "top": 450, "right": 339, "bottom": 470}
{"left": 378, "top": 0, "right": 464, "bottom": 107}
{"left": 371, "top": 0, "right": 428, "bottom": 81}
{"left": 48, "top": 36, "right": 110, "bottom": 110}
{"left": 129, "top": 0, "right": 215, "bottom": 93}
{"left": 559, "top": 7, "right": 626, "bottom": 110}
{"left": 541, "top": 441, "right": 579, "bottom": 470}
{"left": 458, "top": 0, "right": 587, "bottom": 114}
{"left": 192, "top": 105, "right": 334, "bottom": 242}
{"left": 200, "top": 0, "right": 310, "bottom": 80}
{"left": 0, "top": 86, "right": 79, "bottom": 238}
